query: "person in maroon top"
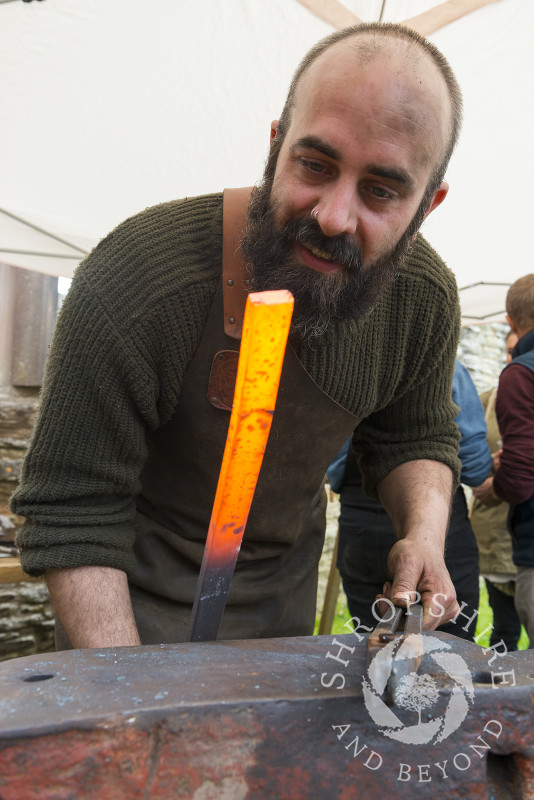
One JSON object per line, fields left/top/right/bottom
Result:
{"left": 474, "top": 275, "right": 534, "bottom": 647}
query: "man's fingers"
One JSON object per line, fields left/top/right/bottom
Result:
{"left": 422, "top": 594, "right": 459, "bottom": 630}
{"left": 390, "top": 571, "right": 421, "bottom": 607}
{"left": 373, "top": 583, "right": 393, "bottom": 620}
{"left": 392, "top": 575, "right": 458, "bottom": 630}
{"left": 374, "top": 582, "right": 420, "bottom": 620}
{"left": 385, "top": 539, "right": 459, "bottom": 630}
{"left": 375, "top": 584, "right": 460, "bottom": 630}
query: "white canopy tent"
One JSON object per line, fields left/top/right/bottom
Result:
{"left": 1, "top": 0, "right": 532, "bottom": 322}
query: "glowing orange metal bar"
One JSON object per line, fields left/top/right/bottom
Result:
{"left": 189, "top": 289, "right": 294, "bottom": 641}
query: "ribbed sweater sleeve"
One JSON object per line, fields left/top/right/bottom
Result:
{"left": 11, "top": 195, "right": 222, "bottom": 576}
{"left": 348, "top": 235, "right": 461, "bottom": 496}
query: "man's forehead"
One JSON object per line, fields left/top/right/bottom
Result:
{"left": 298, "top": 35, "right": 440, "bottom": 91}
{"left": 291, "top": 36, "right": 451, "bottom": 170}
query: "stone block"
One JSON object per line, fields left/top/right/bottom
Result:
{"left": 0, "top": 396, "right": 38, "bottom": 443}
{"left": 0, "top": 581, "right": 54, "bottom": 662}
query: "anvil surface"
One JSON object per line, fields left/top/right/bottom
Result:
{"left": 0, "top": 633, "right": 533, "bottom": 799}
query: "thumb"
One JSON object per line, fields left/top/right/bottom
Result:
{"left": 390, "top": 571, "right": 420, "bottom": 607}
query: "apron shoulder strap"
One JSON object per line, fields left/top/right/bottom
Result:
{"left": 222, "top": 187, "right": 253, "bottom": 339}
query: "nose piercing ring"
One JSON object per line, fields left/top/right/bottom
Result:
{"left": 311, "top": 206, "right": 319, "bottom": 221}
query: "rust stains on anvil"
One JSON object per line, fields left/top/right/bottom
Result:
{"left": 0, "top": 634, "right": 532, "bottom": 799}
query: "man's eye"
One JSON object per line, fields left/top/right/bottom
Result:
{"left": 300, "top": 158, "right": 325, "bottom": 174}
{"left": 371, "top": 186, "right": 394, "bottom": 200}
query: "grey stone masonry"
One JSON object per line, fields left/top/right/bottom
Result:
{"left": 0, "top": 580, "right": 54, "bottom": 661}
{"left": 458, "top": 322, "right": 510, "bottom": 392}
{"left": 0, "top": 392, "right": 38, "bottom": 509}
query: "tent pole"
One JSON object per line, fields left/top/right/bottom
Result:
{"left": 378, "top": 1, "right": 387, "bottom": 23}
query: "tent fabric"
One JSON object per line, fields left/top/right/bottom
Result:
{"left": 1, "top": 0, "right": 532, "bottom": 322}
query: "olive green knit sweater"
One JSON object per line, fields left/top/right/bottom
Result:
{"left": 11, "top": 193, "right": 461, "bottom": 577}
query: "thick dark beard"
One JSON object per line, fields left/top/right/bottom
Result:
{"left": 241, "top": 167, "right": 429, "bottom": 343}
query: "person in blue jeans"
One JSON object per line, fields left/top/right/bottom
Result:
{"left": 328, "top": 361, "right": 492, "bottom": 641}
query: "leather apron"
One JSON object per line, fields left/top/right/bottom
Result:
{"left": 56, "top": 189, "right": 362, "bottom": 648}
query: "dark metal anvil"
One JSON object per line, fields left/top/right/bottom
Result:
{"left": 0, "top": 633, "right": 533, "bottom": 799}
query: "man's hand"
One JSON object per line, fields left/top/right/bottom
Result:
{"left": 376, "top": 459, "right": 458, "bottom": 630}
{"left": 378, "top": 538, "right": 459, "bottom": 629}
{"left": 472, "top": 476, "right": 502, "bottom": 507}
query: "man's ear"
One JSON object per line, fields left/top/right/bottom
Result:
{"left": 506, "top": 314, "right": 519, "bottom": 334}
{"left": 410, "top": 182, "right": 449, "bottom": 241}
{"left": 422, "top": 181, "right": 449, "bottom": 221}
{"left": 270, "top": 120, "right": 279, "bottom": 145}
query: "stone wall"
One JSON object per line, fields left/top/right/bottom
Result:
{"left": 0, "top": 390, "right": 55, "bottom": 662}
{"left": 0, "top": 391, "right": 38, "bottom": 509}
{"left": 0, "top": 581, "right": 55, "bottom": 661}
{"left": 458, "top": 322, "right": 510, "bottom": 392}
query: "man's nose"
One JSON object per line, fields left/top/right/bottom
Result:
{"left": 315, "top": 184, "right": 358, "bottom": 238}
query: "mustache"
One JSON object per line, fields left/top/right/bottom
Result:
{"left": 277, "top": 217, "right": 364, "bottom": 273}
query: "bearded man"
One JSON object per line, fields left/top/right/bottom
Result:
{"left": 11, "top": 23, "right": 463, "bottom": 649}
